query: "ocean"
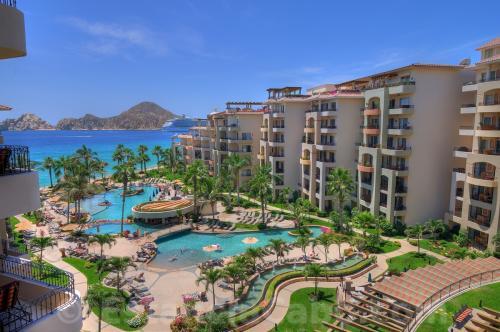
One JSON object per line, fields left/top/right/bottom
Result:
{"left": 3, "top": 125, "right": 191, "bottom": 187}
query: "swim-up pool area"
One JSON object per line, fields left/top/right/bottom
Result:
{"left": 84, "top": 222, "right": 159, "bottom": 235}
{"left": 149, "top": 228, "right": 323, "bottom": 269}
{"left": 80, "top": 185, "right": 157, "bottom": 221}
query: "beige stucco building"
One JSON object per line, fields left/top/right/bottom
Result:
{"left": 446, "top": 38, "right": 500, "bottom": 251}
{"left": 300, "top": 84, "right": 364, "bottom": 210}
{"left": 0, "top": 2, "right": 82, "bottom": 331}
{"left": 351, "top": 64, "right": 474, "bottom": 227}
{"left": 259, "top": 87, "right": 310, "bottom": 198}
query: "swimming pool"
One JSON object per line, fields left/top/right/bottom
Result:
{"left": 149, "top": 228, "right": 324, "bottom": 269}
{"left": 84, "top": 222, "right": 159, "bottom": 235}
{"left": 80, "top": 185, "right": 158, "bottom": 220}
{"left": 226, "top": 254, "right": 364, "bottom": 316}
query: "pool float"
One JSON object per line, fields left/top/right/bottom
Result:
{"left": 98, "top": 200, "right": 112, "bottom": 206}
{"left": 203, "top": 244, "right": 222, "bottom": 252}
{"left": 242, "top": 237, "right": 259, "bottom": 244}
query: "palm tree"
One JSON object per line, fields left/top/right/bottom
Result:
{"left": 493, "top": 234, "right": 500, "bottom": 254}
{"left": 89, "top": 234, "right": 116, "bottom": 258}
{"left": 184, "top": 160, "right": 208, "bottom": 221}
{"left": 326, "top": 168, "right": 354, "bottom": 232}
{"left": 137, "top": 144, "right": 149, "bottom": 173}
{"left": 278, "top": 186, "right": 291, "bottom": 211}
{"left": 295, "top": 235, "right": 310, "bottom": 258}
{"left": 248, "top": 164, "right": 273, "bottom": 225}
{"left": 317, "top": 233, "right": 333, "bottom": 263}
{"left": 107, "top": 257, "right": 136, "bottom": 292}
{"left": 353, "top": 210, "right": 375, "bottom": 237}
{"left": 268, "top": 238, "right": 288, "bottom": 264}
{"left": 152, "top": 145, "right": 163, "bottom": 170}
{"left": 202, "top": 176, "right": 223, "bottom": 222}
{"left": 244, "top": 247, "right": 265, "bottom": 271}
{"left": 112, "top": 144, "right": 126, "bottom": 165}
{"left": 289, "top": 198, "right": 310, "bottom": 229}
{"left": 304, "top": 263, "right": 325, "bottom": 299}
{"left": 226, "top": 154, "right": 250, "bottom": 206}
{"left": 30, "top": 236, "right": 57, "bottom": 262}
{"left": 112, "top": 160, "right": 136, "bottom": 235}
{"left": 332, "top": 235, "right": 345, "bottom": 259}
{"left": 85, "top": 285, "right": 125, "bottom": 332}
{"left": 426, "top": 219, "right": 446, "bottom": 241}
{"left": 76, "top": 145, "right": 97, "bottom": 178}
{"left": 41, "top": 157, "right": 55, "bottom": 187}
{"left": 223, "top": 263, "right": 244, "bottom": 299}
{"left": 196, "top": 268, "right": 224, "bottom": 310}
{"left": 405, "top": 224, "right": 426, "bottom": 254}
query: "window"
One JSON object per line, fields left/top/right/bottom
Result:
{"left": 481, "top": 72, "right": 487, "bottom": 81}
{"left": 484, "top": 49, "right": 494, "bottom": 59}
{"left": 489, "top": 70, "right": 497, "bottom": 81}
{"left": 330, "top": 102, "right": 337, "bottom": 110}
{"left": 241, "top": 132, "right": 252, "bottom": 140}
{"left": 389, "top": 99, "right": 396, "bottom": 109}
{"left": 399, "top": 97, "right": 410, "bottom": 107}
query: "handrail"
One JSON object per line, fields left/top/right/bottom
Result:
{"left": 0, "top": 0, "right": 16, "bottom": 7}
{"left": 407, "top": 268, "right": 500, "bottom": 331}
{"left": 0, "top": 145, "right": 31, "bottom": 176}
{"left": 0, "top": 256, "right": 74, "bottom": 293}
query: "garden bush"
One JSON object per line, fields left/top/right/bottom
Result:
{"left": 127, "top": 311, "right": 148, "bottom": 328}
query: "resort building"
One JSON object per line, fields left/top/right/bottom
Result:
{"left": 189, "top": 118, "right": 214, "bottom": 174}
{"left": 300, "top": 84, "right": 364, "bottom": 211}
{"left": 446, "top": 38, "right": 500, "bottom": 251}
{"left": 209, "top": 102, "right": 264, "bottom": 183}
{"left": 260, "top": 87, "right": 310, "bottom": 198}
{"left": 351, "top": 64, "right": 474, "bottom": 226}
{"left": 0, "top": 1, "right": 82, "bottom": 331}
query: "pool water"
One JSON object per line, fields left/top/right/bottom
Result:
{"left": 84, "top": 222, "right": 158, "bottom": 235}
{"left": 150, "top": 228, "right": 323, "bottom": 269}
{"left": 226, "top": 254, "right": 364, "bottom": 316}
{"left": 80, "top": 185, "right": 158, "bottom": 221}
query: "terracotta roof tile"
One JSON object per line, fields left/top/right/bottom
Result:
{"left": 476, "top": 37, "right": 500, "bottom": 50}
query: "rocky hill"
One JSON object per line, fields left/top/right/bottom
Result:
{"left": 0, "top": 113, "right": 54, "bottom": 131}
{"left": 55, "top": 102, "right": 177, "bottom": 130}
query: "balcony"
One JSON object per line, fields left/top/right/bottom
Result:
{"left": 0, "top": 255, "right": 81, "bottom": 331}
{"left": 453, "top": 146, "right": 470, "bottom": 158}
{"left": 470, "top": 192, "right": 493, "bottom": 204}
{"left": 257, "top": 153, "right": 265, "bottom": 160}
{"left": 0, "top": 1, "right": 26, "bottom": 59}
{"left": 387, "top": 125, "right": 412, "bottom": 136}
{"left": 460, "top": 103, "right": 477, "bottom": 114}
{"left": 362, "top": 125, "right": 380, "bottom": 135}
{"left": 319, "top": 125, "right": 336, "bottom": 134}
{"left": 462, "top": 81, "right": 478, "bottom": 92}
{"left": 268, "top": 139, "right": 285, "bottom": 147}
{"left": 365, "top": 80, "right": 415, "bottom": 93}
{"left": 388, "top": 105, "right": 414, "bottom": 115}
{"left": 316, "top": 141, "right": 336, "bottom": 150}
{"left": 0, "top": 145, "right": 40, "bottom": 219}
{"left": 477, "top": 102, "right": 500, "bottom": 114}
{"left": 260, "top": 126, "right": 268, "bottom": 132}
{"left": 476, "top": 123, "right": 500, "bottom": 138}
{"left": 303, "top": 126, "right": 315, "bottom": 134}
{"left": 272, "top": 125, "right": 285, "bottom": 132}
{"left": 459, "top": 126, "right": 474, "bottom": 136}
{"left": 299, "top": 157, "right": 311, "bottom": 165}
{"left": 320, "top": 108, "right": 337, "bottom": 116}
{"left": 357, "top": 163, "right": 374, "bottom": 173}
{"left": 363, "top": 108, "right": 380, "bottom": 116}
{"left": 469, "top": 213, "right": 491, "bottom": 228}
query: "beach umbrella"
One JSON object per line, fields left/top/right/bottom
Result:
{"left": 15, "top": 221, "right": 36, "bottom": 232}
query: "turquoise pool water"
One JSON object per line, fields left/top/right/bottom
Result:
{"left": 80, "top": 185, "right": 157, "bottom": 221}
{"left": 226, "top": 254, "right": 364, "bottom": 316}
{"left": 84, "top": 222, "right": 159, "bottom": 235}
{"left": 150, "top": 228, "right": 324, "bottom": 269}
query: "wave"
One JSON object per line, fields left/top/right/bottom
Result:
{"left": 66, "top": 135, "right": 93, "bottom": 138}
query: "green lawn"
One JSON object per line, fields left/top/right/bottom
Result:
{"left": 387, "top": 252, "right": 441, "bottom": 274}
{"left": 276, "top": 287, "right": 336, "bottom": 332}
{"left": 63, "top": 257, "right": 138, "bottom": 331}
{"left": 417, "top": 283, "right": 500, "bottom": 332}
{"left": 7, "top": 217, "right": 29, "bottom": 253}
{"left": 234, "top": 223, "right": 259, "bottom": 231}
{"left": 379, "top": 240, "right": 401, "bottom": 253}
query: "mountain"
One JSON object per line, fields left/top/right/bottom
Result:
{"left": 55, "top": 102, "right": 178, "bottom": 130}
{"left": 0, "top": 113, "right": 54, "bottom": 131}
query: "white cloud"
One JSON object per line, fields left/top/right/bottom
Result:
{"left": 63, "top": 17, "right": 168, "bottom": 57}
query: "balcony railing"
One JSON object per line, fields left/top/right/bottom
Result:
{"left": 478, "top": 123, "right": 500, "bottom": 130}
{"left": 365, "top": 80, "right": 415, "bottom": 90}
{"left": 0, "top": 145, "right": 31, "bottom": 176}
{"left": 389, "top": 104, "right": 414, "bottom": 109}
{"left": 388, "top": 125, "right": 412, "bottom": 130}
{"left": 382, "top": 164, "right": 408, "bottom": 171}
{"left": 0, "top": 0, "right": 17, "bottom": 7}
{"left": 469, "top": 214, "right": 491, "bottom": 227}
{"left": 320, "top": 125, "right": 337, "bottom": 129}
{"left": 468, "top": 171, "right": 495, "bottom": 181}
{"left": 386, "top": 145, "right": 411, "bottom": 151}
{"left": 470, "top": 193, "right": 493, "bottom": 204}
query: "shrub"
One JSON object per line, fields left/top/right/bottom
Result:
{"left": 84, "top": 261, "right": 94, "bottom": 269}
{"left": 257, "top": 223, "right": 267, "bottom": 230}
{"left": 317, "top": 211, "right": 329, "bottom": 218}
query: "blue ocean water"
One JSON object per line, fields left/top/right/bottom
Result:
{"left": 3, "top": 127, "right": 190, "bottom": 187}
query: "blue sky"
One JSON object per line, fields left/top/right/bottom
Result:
{"left": 1, "top": 0, "right": 499, "bottom": 123}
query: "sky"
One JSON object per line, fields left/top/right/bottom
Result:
{"left": 1, "top": 0, "right": 499, "bottom": 123}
